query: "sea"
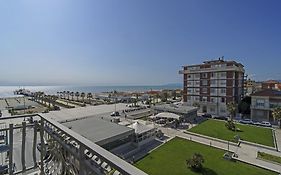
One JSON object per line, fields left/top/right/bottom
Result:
{"left": 0, "top": 85, "right": 182, "bottom": 98}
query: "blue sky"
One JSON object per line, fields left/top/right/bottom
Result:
{"left": 0, "top": 0, "right": 280, "bottom": 86}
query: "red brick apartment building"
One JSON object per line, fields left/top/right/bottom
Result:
{"left": 179, "top": 58, "right": 245, "bottom": 116}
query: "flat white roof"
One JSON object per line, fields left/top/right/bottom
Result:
{"left": 154, "top": 112, "right": 181, "bottom": 120}
{"left": 63, "top": 117, "right": 134, "bottom": 145}
{"left": 128, "top": 122, "right": 154, "bottom": 134}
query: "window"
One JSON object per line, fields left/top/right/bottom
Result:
{"left": 211, "top": 80, "right": 216, "bottom": 85}
{"left": 220, "top": 80, "right": 226, "bottom": 86}
{"left": 256, "top": 99, "right": 265, "bottom": 107}
{"left": 202, "top": 96, "right": 207, "bottom": 102}
{"left": 188, "top": 75, "right": 191, "bottom": 78}
{"left": 220, "top": 88, "right": 226, "bottom": 94}
{"left": 220, "top": 72, "right": 226, "bottom": 77}
{"left": 210, "top": 97, "right": 217, "bottom": 103}
{"left": 220, "top": 108, "right": 226, "bottom": 113}
{"left": 202, "top": 88, "right": 207, "bottom": 93}
{"left": 221, "top": 97, "right": 225, "bottom": 103}
{"left": 210, "top": 107, "right": 215, "bottom": 112}
{"left": 202, "top": 80, "right": 208, "bottom": 86}
{"left": 195, "top": 74, "right": 200, "bottom": 78}
{"left": 210, "top": 88, "right": 216, "bottom": 94}
{"left": 201, "top": 73, "right": 208, "bottom": 78}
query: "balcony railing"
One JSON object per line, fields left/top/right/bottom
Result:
{"left": 179, "top": 66, "right": 245, "bottom": 74}
{"left": 0, "top": 114, "right": 147, "bottom": 175}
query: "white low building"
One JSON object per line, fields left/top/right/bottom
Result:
{"left": 128, "top": 122, "right": 156, "bottom": 147}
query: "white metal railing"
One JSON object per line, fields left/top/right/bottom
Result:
{"left": 0, "top": 114, "right": 148, "bottom": 175}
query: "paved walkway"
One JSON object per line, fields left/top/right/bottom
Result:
{"left": 160, "top": 127, "right": 281, "bottom": 173}
{"left": 275, "top": 128, "right": 281, "bottom": 152}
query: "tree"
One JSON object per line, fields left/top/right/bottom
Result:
{"left": 81, "top": 92, "right": 85, "bottom": 103}
{"left": 63, "top": 91, "right": 66, "bottom": 99}
{"left": 156, "top": 93, "right": 160, "bottom": 103}
{"left": 225, "top": 120, "right": 236, "bottom": 131}
{"left": 134, "top": 93, "right": 139, "bottom": 107}
{"left": 51, "top": 95, "right": 58, "bottom": 109}
{"left": 47, "top": 95, "right": 52, "bottom": 108}
{"left": 272, "top": 107, "right": 281, "bottom": 128}
{"left": 87, "top": 93, "right": 93, "bottom": 104}
{"left": 227, "top": 102, "right": 237, "bottom": 120}
{"left": 70, "top": 92, "right": 74, "bottom": 101}
{"left": 75, "top": 92, "right": 80, "bottom": 101}
{"left": 161, "top": 92, "right": 168, "bottom": 102}
{"left": 238, "top": 96, "right": 251, "bottom": 115}
{"left": 66, "top": 91, "right": 70, "bottom": 100}
{"left": 172, "top": 90, "right": 177, "bottom": 100}
{"left": 186, "top": 153, "right": 204, "bottom": 171}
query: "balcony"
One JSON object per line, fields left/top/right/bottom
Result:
{"left": 251, "top": 105, "right": 271, "bottom": 111}
{"left": 0, "top": 114, "right": 147, "bottom": 175}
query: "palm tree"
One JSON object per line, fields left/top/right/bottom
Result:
{"left": 70, "top": 92, "right": 74, "bottom": 101}
{"left": 75, "top": 92, "right": 80, "bottom": 101}
{"left": 227, "top": 102, "right": 237, "bottom": 120}
{"left": 63, "top": 91, "right": 66, "bottom": 99}
{"left": 51, "top": 95, "right": 58, "bottom": 108}
{"left": 47, "top": 95, "right": 52, "bottom": 108}
{"left": 87, "top": 93, "right": 93, "bottom": 104}
{"left": 133, "top": 93, "right": 139, "bottom": 107}
{"left": 39, "top": 92, "right": 45, "bottom": 104}
{"left": 162, "top": 92, "right": 168, "bottom": 102}
{"left": 81, "top": 92, "right": 85, "bottom": 103}
{"left": 66, "top": 91, "right": 70, "bottom": 101}
{"left": 172, "top": 90, "right": 177, "bottom": 100}
{"left": 149, "top": 95, "right": 153, "bottom": 106}
{"left": 272, "top": 107, "right": 281, "bottom": 128}
{"left": 156, "top": 93, "right": 160, "bottom": 103}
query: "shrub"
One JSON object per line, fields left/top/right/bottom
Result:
{"left": 225, "top": 120, "right": 236, "bottom": 131}
{"left": 186, "top": 153, "right": 204, "bottom": 171}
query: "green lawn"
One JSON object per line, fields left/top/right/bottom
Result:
{"left": 135, "top": 137, "right": 277, "bottom": 175}
{"left": 258, "top": 152, "right": 281, "bottom": 164}
{"left": 189, "top": 119, "right": 274, "bottom": 147}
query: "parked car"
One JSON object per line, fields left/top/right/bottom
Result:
{"left": 214, "top": 116, "right": 228, "bottom": 121}
{"left": 53, "top": 105, "right": 60, "bottom": 111}
{"left": 259, "top": 121, "right": 272, "bottom": 127}
{"left": 202, "top": 113, "right": 212, "bottom": 118}
{"left": 253, "top": 121, "right": 261, "bottom": 126}
{"left": 110, "top": 111, "right": 120, "bottom": 116}
{"left": 239, "top": 119, "right": 254, "bottom": 125}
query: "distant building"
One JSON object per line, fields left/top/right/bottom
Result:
{"left": 151, "top": 104, "right": 197, "bottom": 121}
{"left": 251, "top": 89, "right": 281, "bottom": 122}
{"left": 244, "top": 79, "right": 258, "bottom": 95}
{"left": 179, "top": 58, "right": 245, "bottom": 116}
{"left": 262, "top": 80, "right": 281, "bottom": 91}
